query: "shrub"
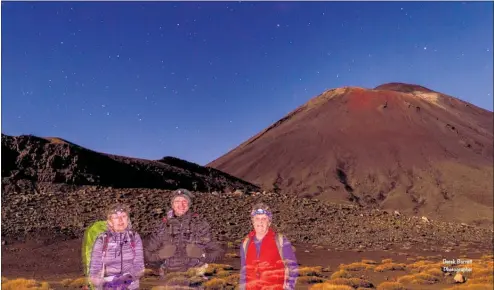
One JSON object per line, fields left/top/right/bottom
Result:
{"left": 374, "top": 263, "right": 406, "bottom": 272}
{"left": 298, "top": 266, "right": 324, "bottom": 277}
{"left": 331, "top": 270, "right": 352, "bottom": 279}
{"left": 203, "top": 278, "right": 227, "bottom": 289}
{"left": 339, "top": 262, "right": 375, "bottom": 271}
{"left": 376, "top": 281, "right": 406, "bottom": 290}
{"left": 397, "top": 272, "right": 439, "bottom": 284}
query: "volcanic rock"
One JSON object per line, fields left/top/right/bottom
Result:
{"left": 1, "top": 134, "right": 259, "bottom": 193}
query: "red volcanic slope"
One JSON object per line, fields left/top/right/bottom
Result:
{"left": 208, "top": 83, "right": 493, "bottom": 227}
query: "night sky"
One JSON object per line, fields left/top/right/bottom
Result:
{"left": 2, "top": 1, "right": 493, "bottom": 165}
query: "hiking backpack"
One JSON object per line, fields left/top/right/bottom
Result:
{"left": 81, "top": 221, "right": 136, "bottom": 290}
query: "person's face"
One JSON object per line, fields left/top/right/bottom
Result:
{"left": 108, "top": 211, "right": 129, "bottom": 232}
{"left": 172, "top": 196, "right": 189, "bottom": 216}
{"left": 252, "top": 214, "right": 271, "bottom": 235}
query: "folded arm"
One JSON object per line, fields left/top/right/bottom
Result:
{"left": 196, "top": 220, "right": 225, "bottom": 264}
{"left": 88, "top": 235, "right": 105, "bottom": 287}
{"left": 281, "top": 236, "right": 298, "bottom": 290}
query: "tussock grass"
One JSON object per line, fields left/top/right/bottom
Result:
{"left": 382, "top": 259, "right": 393, "bottom": 264}
{"left": 1, "top": 278, "right": 51, "bottom": 290}
{"left": 339, "top": 262, "right": 375, "bottom": 271}
{"left": 324, "top": 277, "right": 372, "bottom": 288}
{"left": 481, "top": 254, "right": 493, "bottom": 260}
{"left": 468, "top": 275, "right": 493, "bottom": 284}
{"left": 222, "top": 273, "right": 240, "bottom": 286}
{"left": 376, "top": 281, "right": 406, "bottom": 290}
{"left": 203, "top": 278, "right": 227, "bottom": 289}
{"left": 164, "top": 272, "right": 190, "bottom": 280}
{"left": 374, "top": 263, "right": 406, "bottom": 272}
{"left": 297, "top": 276, "right": 327, "bottom": 284}
{"left": 397, "top": 272, "right": 440, "bottom": 284}
{"left": 361, "top": 259, "right": 378, "bottom": 265}
{"left": 298, "top": 266, "right": 324, "bottom": 277}
{"left": 330, "top": 270, "right": 352, "bottom": 279}
{"left": 69, "top": 277, "right": 86, "bottom": 287}
{"left": 310, "top": 283, "right": 353, "bottom": 290}
{"left": 166, "top": 276, "right": 191, "bottom": 286}
{"left": 215, "top": 270, "right": 232, "bottom": 278}
{"left": 60, "top": 278, "right": 72, "bottom": 286}
{"left": 406, "top": 260, "right": 441, "bottom": 272}
{"left": 444, "top": 284, "right": 493, "bottom": 290}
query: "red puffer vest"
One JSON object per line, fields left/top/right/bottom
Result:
{"left": 245, "top": 228, "right": 286, "bottom": 290}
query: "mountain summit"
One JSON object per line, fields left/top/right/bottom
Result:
{"left": 208, "top": 83, "right": 493, "bottom": 228}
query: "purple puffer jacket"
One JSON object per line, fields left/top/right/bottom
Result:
{"left": 89, "top": 224, "right": 145, "bottom": 290}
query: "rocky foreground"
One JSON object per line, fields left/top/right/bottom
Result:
{"left": 2, "top": 183, "right": 492, "bottom": 252}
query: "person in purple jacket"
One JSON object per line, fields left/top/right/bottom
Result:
{"left": 89, "top": 204, "right": 145, "bottom": 290}
{"left": 239, "top": 202, "right": 298, "bottom": 290}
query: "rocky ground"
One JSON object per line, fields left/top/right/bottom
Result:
{"left": 2, "top": 184, "right": 492, "bottom": 253}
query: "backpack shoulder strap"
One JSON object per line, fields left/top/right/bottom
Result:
{"left": 242, "top": 236, "right": 251, "bottom": 257}
{"left": 274, "top": 233, "right": 285, "bottom": 261}
{"left": 101, "top": 233, "right": 111, "bottom": 257}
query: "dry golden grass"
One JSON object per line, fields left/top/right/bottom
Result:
{"left": 406, "top": 257, "right": 416, "bottom": 262}
{"left": 376, "top": 281, "right": 406, "bottom": 290}
{"left": 309, "top": 283, "right": 353, "bottom": 290}
{"left": 481, "top": 254, "right": 494, "bottom": 260}
{"left": 297, "top": 276, "right": 327, "bottom": 284}
{"left": 381, "top": 259, "right": 393, "bottom": 264}
{"left": 323, "top": 277, "right": 373, "bottom": 288}
{"left": 215, "top": 270, "right": 232, "bottom": 278}
{"left": 444, "top": 284, "right": 493, "bottom": 290}
{"left": 60, "top": 278, "right": 72, "bottom": 286}
{"left": 397, "top": 272, "right": 440, "bottom": 285}
{"left": 1, "top": 278, "right": 50, "bottom": 290}
{"left": 424, "top": 267, "right": 444, "bottom": 278}
{"left": 298, "top": 266, "right": 324, "bottom": 276}
{"left": 143, "top": 268, "right": 155, "bottom": 276}
{"left": 164, "top": 272, "right": 190, "bottom": 280}
{"left": 69, "top": 277, "right": 86, "bottom": 287}
{"left": 166, "top": 276, "right": 191, "bottom": 286}
{"left": 1, "top": 277, "right": 8, "bottom": 283}
{"left": 361, "top": 259, "right": 378, "bottom": 265}
{"left": 406, "top": 260, "right": 441, "bottom": 272}
{"left": 468, "top": 275, "right": 493, "bottom": 284}
{"left": 203, "top": 278, "right": 227, "bottom": 289}
{"left": 223, "top": 273, "right": 240, "bottom": 285}
{"left": 330, "top": 270, "right": 352, "bottom": 279}
{"left": 339, "top": 262, "right": 375, "bottom": 271}
{"left": 374, "top": 263, "right": 406, "bottom": 272}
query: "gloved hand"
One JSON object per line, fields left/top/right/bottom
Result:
{"left": 158, "top": 245, "right": 177, "bottom": 259}
{"left": 114, "top": 273, "right": 133, "bottom": 285}
{"left": 104, "top": 273, "right": 133, "bottom": 287}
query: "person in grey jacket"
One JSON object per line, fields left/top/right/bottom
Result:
{"left": 144, "top": 189, "right": 224, "bottom": 277}
{"left": 89, "top": 203, "right": 145, "bottom": 290}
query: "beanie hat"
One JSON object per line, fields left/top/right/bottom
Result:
{"left": 171, "top": 188, "right": 193, "bottom": 206}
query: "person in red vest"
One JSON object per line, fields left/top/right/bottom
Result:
{"left": 239, "top": 202, "right": 298, "bottom": 290}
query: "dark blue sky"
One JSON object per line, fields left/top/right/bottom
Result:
{"left": 2, "top": 1, "right": 493, "bottom": 165}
